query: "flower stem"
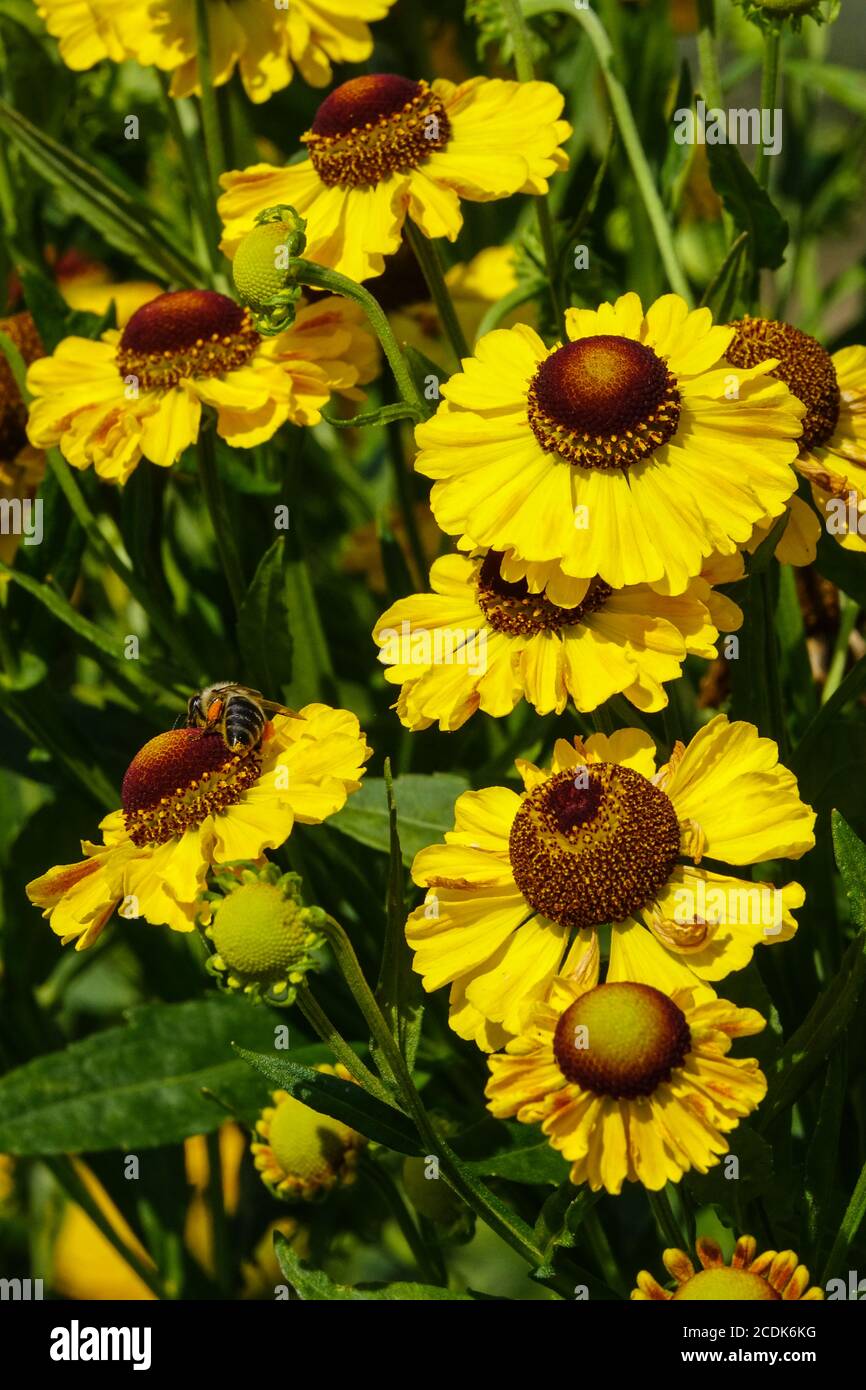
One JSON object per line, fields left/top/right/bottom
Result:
{"left": 696, "top": 0, "right": 725, "bottom": 112}
{"left": 320, "top": 913, "right": 571, "bottom": 1283}
{"left": 498, "top": 0, "right": 564, "bottom": 323}
{"left": 647, "top": 1186, "right": 687, "bottom": 1251}
{"left": 156, "top": 72, "right": 220, "bottom": 281}
{"left": 360, "top": 1153, "right": 447, "bottom": 1285}
{"left": 522, "top": 0, "right": 692, "bottom": 305}
{"left": 822, "top": 1153, "right": 866, "bottom": 1285}
{"left": 754, "top": 28, "right": 781, "bottom": 192}
{"left": 196, "top": 425, "right": 246, "bottom": 613}
{"left": 403, "top": 219, "right": 469, "bottom": 365}
{"left": 289, "top": 258, "right": 424, "bottom": 416}
{"left": 194, "top": 0, "right": 227, "bottom": 195}
{"left": 296, "top": 983, "right": 395, "bottom": 1105}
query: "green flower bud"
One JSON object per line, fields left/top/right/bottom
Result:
{"left": 200, "top": 862, "right": 323, "bottom": 1005}
{"left": 231, "top": 205, "right": 308, "bottom": 336}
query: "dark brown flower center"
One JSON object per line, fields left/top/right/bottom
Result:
{"left": 475, "top": 551, "right": 611, "bottom": 636}
{"left": 726, "top": 315, "right": 840, "bottom": 450}
{"left": 509, "top": 765, "right": 681, "bottom": 930}
{"left": 527, "top": 336, "right": 681, "bottom": 471}
{"left": 304, "top": 75, "right": 451, "bottom": 189}
{"left": 121, "top": 728, "right": 260, "bottom": 847}
{"left": 117, "top": 290, "right": 260, "bottom": 390}
{"left": 553, "top": 982, "right": 691, "bottom": 1098}
{"left": 0, "top": 313, "right": 43, "bottom": 460}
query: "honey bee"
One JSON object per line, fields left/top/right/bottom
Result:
{"left": 187, "top": 683, "right": 302, "bottom": 752}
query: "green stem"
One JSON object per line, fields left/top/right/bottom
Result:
{"left": 794, "top": 654, "right": 866, "bottom": 769}
{"left": 194, "top": 0, "right": 227, "bottom": 195}
{"left": 290, "top": 258, "right": 424, "bottom": 415}
{"left": 696, "top": 0, "right": 725, "bottom": 111}
{"left": 754, "top": 28, "right": 781, "bottom": 192}
{"left": 822, "top": 1154, "right": 866, "bottom": 1284}
{"left": 403, "top": 220, "right": 469, "bottom": 365}
{"left": 475, "top": 280, "right": 546, "bottom": 340}
{"left": 822, "top": 597, "right": 860, "bottom": 705}
{"left": 196, "top": 426, "right": 246, "bottom": 613}
{"left": 647, "top": 1186, "right": 687, "bottom": 1251}
{"left": 45, "top": 1156, "right": 168, "bottom": 1300}
{"left": 156, "top": 72, "right": 219, "bottom": 280}
{"left": 320, "top": 914, "right": 568, "bottom": 1283}
{"left": 499, "top": 0, "right": 564, "bottom": 322}
{"left": 361, "top": 1153, "right": 446, "bottom": 1285}
{"left": 296, "top": 983, "right": 395, "bottom": 1105}
{"left": 522, "top": 0, "right": 691, "bottom": 304}
{"left": 44, "top": 450, "right": 200, "bottom": 678}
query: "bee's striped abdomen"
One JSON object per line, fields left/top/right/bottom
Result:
{"left": 224, "top": 697, "right": 265, "bottom": 750}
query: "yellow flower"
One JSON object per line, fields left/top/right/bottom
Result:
{"left": 59, "top": 274, "right": 164, "bottom": 330}
{"left": 632, "top": 1234, "right": 824, "bottom": 1300}
{"left": 0, "top": 312, "right": 46, "bottom": 570}
{"left": 252, "top": 1068, "right": 366, "bottom": 1199}
{"left": 26, "top": 704, "right": 371, "bottom": 949}
{"left": 218, "top": 74, "right": 571, "bottom": 279}
{"left": 726, "top": 315, "right": 866, "bottom": 555}
{"left": 406, "top": 716, "right": 814, "bottom": 1050}
{"left": 25, "top": 288, "right": 377, "bottom": 482}
{"left": 373, "top": 548, "right": 741, "bottom": 730}
{"left": 415, "top": 292, "right": 805, "bottom": 595}
{"left": 35, "top": 0, "right": 131, "bottom": 70}
{"left": 50, "top": 1158, "right": 157, "bottom": 1300}
{"left": 486, "top": 957, "right": 766, "bottom": 1194}
{"left": 37, "top": 0, "right": 397, "bottom": 104}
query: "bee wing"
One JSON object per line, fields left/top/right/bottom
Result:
{"left": 257, "top": 700, "right": 305, "bottom": 721}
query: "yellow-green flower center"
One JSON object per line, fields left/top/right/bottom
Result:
{"left": 554, "top": 982, "right": 691, "bottom": 1098}
{"left": 0, "top": 313, "right": 42, "bottom": 460}
{"left": 726, "top": 315, "right": 839, "bottom": 450}
{"left": 266, "top": 1095, "right": 356, "bottom": 1194}
{"left": 475, "top": 551, "right": 611, "bottom": 635}
{"left": 117, "top": 290, "right": 260, "bottom": 390}
{"left": 121, "top": 728, "right": 260, "bottom": 847}
{"left": 527, "top": 336, "right": 681, "bottom": 471}
{"left": 232, "top": 222, "right": 300, "bottom": 312}
{"left": 209, "top": 883, "right": 311, "bottom": 987}
{"left": 304, "top": 75, "right": 451, "bottom": 189}
{"left": 508, "top": 765, "right": 681, "bottom": 930}
{"left": 672, "top": 1267, "right": 781, "bottom": 1300}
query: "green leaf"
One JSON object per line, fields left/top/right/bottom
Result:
{"left": 533, "top": 1183, "right": 598, "bottom": 1263}
{"left": 705, "top": 142, "right": 788, "bottom": 270}
{"left": 237, "top": 538, "right": 294, "bottom": 696}
{"left": 234, "top": 1047, "right": 423, "bottom": 1155}
{"left": 0, "top": 100, "right": 198, "bottom": 286}
{"left": 0, "top": 563, "right": 182, "bottom": 711}
{"left": 464, "top": 1140, "right": 569, "bottom": 1186}
{"left": 833, "top": 809, "right": 866, "bottom": 930}
{"left": 804, "top": 1050, "right": 847, "bottom": 1260}
{"left": 274, "top": 1235, "right": 475, "bottom": 1299}
{"left": 0, "top": 997, "right": 311, "bottom": 1154}
{"left": 331, "top": 773, "right": 469, "bottom": 865}
{"left": 786, "top": 60, "right": 866, "bottom": 117}
{"left": 373, "top": 761, "right": 423, "bottom": 1073}
{"left": 686, "top": 1124, "right": 774, "bottom": 1205}
{"left": 759, "top": 813, "right": 866, "bottom": 1128}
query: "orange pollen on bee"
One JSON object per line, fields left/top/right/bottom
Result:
{"left": 303, "top": 75, "right": 452, "bottom": 189}
{"left": 121, "top": 728, "right": 261, "bottom": 847}
{"left": 527, "top": 336, "right": 681, "bottom": 471}
{"left": 116, "top": 290, "right": 261, "bottom": 391}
